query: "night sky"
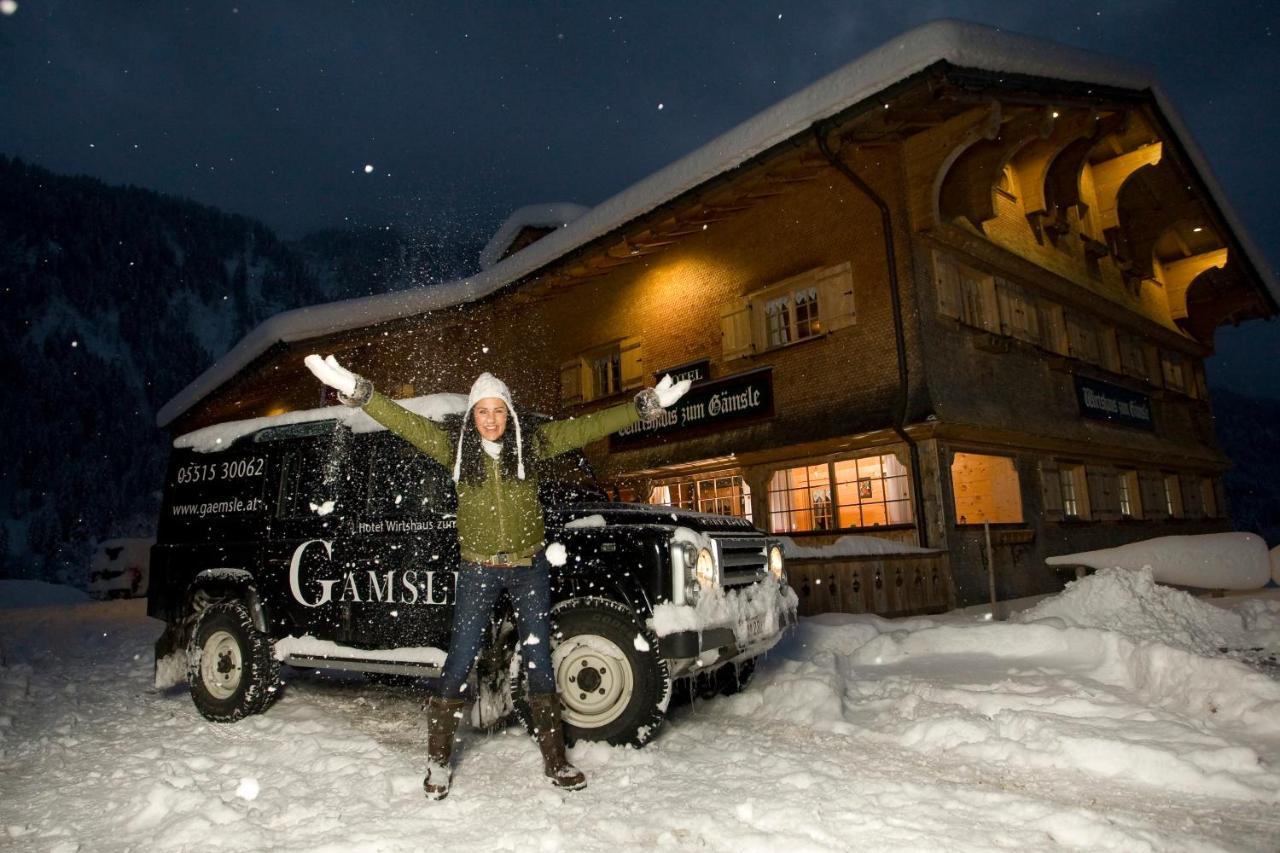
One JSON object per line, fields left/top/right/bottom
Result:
{"left": 2, "top": 1, "right": 1276, "bottom": 396}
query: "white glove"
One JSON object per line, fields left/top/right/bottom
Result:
{"left": 654, "top": 374, "right": 692, "bottom": 407}
{"left": 304, "top": 353, "right": 357, "bottom": 396}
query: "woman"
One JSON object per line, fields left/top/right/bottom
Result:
{"left": 304, "top": 354, "right": 689, "bottom": 799}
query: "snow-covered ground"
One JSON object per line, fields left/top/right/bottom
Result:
{"left": 2, "top": 573, "right": 1279, "bottom": 852}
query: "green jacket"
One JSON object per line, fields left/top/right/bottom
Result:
{"left": 362, "top": 391, "right": 641, "bottom": 561}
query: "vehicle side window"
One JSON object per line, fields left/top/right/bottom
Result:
{"left": 277, "top": 444, "right": 344, "bottom": 519}
{"left": 365, "top": 443, "right": 454, "bottom": 517}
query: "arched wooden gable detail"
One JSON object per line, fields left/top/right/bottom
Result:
{"left": 937, "top": 106, "right": 1055, "bottom": 228}
{"left": 1009, "top": 109, "right": 1099, "bottom": 220}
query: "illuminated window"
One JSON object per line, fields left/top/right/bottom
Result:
{"left": 560, "top": 337, "right": 643, "bottom": 404}
{"left": 1059, "top": 464, "right": 1090, "bottom": 519}
{"left": 1163, "top": 473, "right": 1184, "bottom": 518}
{"left": 589, "top": 349, "right": 622, "bottom": 399}
{"left": 950, "top": 453, "right": 1024, "bottom": 525}
{"left": 649, "top": 474, "right": 752, "bottom": 521}
{"left": 720, "top": 262, "right": 855, "bottom": 361}
{"left": 768, "top": 454, "right": 912, "bottom": 533}
{"left": 764, "top": 286, "right": 820, "bottom": 348}
{"left": 1117, "top": 470, "right": 1142, "bottom": 519}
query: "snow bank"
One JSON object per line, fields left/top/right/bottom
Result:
{"left": 0, "top": 579, "right": 89, "bottom": 610}
{"left": 780, "top": 534, "right": 935, "bottom": 559}
{"left": 4, "top": 581, "right": 1280, "bottom": 848}
{"left": 1045, "top": 532, "right": 1270, "bottom": 590}
{"left": 1014, "top": 567, "right": 1250, "bottom": 654}
{"left": 174, "top": 392, "right": 468, "bottom": 452}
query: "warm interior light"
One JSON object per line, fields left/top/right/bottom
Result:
{"left": 1192, "top": 226, "right": 1204, "bottom": 232}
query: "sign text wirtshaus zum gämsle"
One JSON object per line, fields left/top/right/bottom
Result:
{"left": 612, "top": 367, "right": 774, "bottom": 447}
{"left": 1074, "top": 375, "right": 1155, "bottom": 431}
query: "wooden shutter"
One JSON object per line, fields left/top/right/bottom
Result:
{"left": 1180, "top": 474, "right": 1202, "bottom": 518}
{"left": 1039, "top": 303, "right": 1069, "bottom": 355}
{"left": 1088, "top": 466, "right": 1121, "bottom": 521}
{"left": 1038, "top": 459, "right": 1063, "bottom": 521}
{"left": 1100, "top": 327, "right": 1122, "bottom": 373}
{"left": 720, "top": 301, "right": 754, "bottom": 361}
{"left": 934, "top": 252, "right": 962, "bottom": 320}
{"left": 1066, "top": 313, "right": 1101, "bottom": 364}
{"left": 619, "top": 337, "right": 644, "bottom": 390}
{"left": 1139, "top": 470, "right": 1168, "bottom": 519}
{"left": 996, "top": 278, "right": 1040, "bottom": 343}
{"left": 559, "top": 358, "right": 584, "bottom": 405}
{"left": 816, "top": 262, "right": 855, "bottom": 333}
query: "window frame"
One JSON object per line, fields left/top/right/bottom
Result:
{"left": 1117, "top": 469, "right": 1143, "bottom": 519}
{"left": 721, "top": 262, "right": 855, "bottom": 361}
{"left": 1058, "top": 463, "right": 1091, "bottom": 520}
{"left": 767, "top": 451, "right": 913, "bottom": 534}
{"left": 948, "top": 451, "right": 1025, "bottom": 526}
{"left": 647, "top": 471, "right": 753, "bottom": 521}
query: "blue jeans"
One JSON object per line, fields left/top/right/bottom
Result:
{"left": 436, "top": 553, "right": 556, "bottom": 698}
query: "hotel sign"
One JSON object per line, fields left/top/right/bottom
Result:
{"left": 612, "top": 367, "right": 774, "bottom": 447}
{"left": 654, "top": 359, "right": 710, "bottom": 385}
{"left": 1075, "top": 375, "right": 1154, "bottom": 431}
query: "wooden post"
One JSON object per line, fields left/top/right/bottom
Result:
{"left": 985, "top": 521, "right": 1000, "bottom": 621}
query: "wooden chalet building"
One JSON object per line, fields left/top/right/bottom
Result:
{"left": 158, "top": 21, "right": 1279, "bottom": 615}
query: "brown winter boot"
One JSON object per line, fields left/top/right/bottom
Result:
{"left": 528, "top": 692, "right": 587, "bottom": 791}
{"left": 423, "top": 694, "right": 465, "bottom": 800}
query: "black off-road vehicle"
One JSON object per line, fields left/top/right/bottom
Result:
{"left": 149, "top": 396, "right": 796, "bottom": 746}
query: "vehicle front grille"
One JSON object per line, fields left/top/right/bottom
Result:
{"left": 713, "top": 535, "right": 769, "bottom": 589}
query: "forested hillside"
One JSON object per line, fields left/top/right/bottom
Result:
{"left": 0, "top": 156, "right": 479, "bottom": 582}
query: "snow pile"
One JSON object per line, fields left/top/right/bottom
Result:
{"left": 1045, "top": 532, "right": 1271, "bottom": 590}
{"left": 0, "top": 579, "right": 89, "bottom": 610}
{"left": 647, "top": 575, "right": 798, "bottom": 644}
{"left": 1014, "top": 567, "right": 1250, "bottom": 654}
{"left": 174, "top": 392, "right": 468, "bottom": 452}
{"left": 780, "top": 534, "right": 935, "bottom": 559}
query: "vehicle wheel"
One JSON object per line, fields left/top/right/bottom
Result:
{"left": 187, "top": 601, "right": 280, "bottom": 722}
{"left": 515, "top": 598, "right": 671, "bottom": 748}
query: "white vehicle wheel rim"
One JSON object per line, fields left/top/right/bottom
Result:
{"left": 553, "top": 634, "right": 634, "bottom": 729}
{"left": 200, "top": 630, "right": 243, "bottom": 700}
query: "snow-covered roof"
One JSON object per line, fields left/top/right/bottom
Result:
{"left": 478, "top": 202, "right": 590, "bottom": 271}
{"left": 157, "top": 19, "right": 1279, "bottom": 428}
{"left": 173, "top": 392, "right": 468, "bottom": 452}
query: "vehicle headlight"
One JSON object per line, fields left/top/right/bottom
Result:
{"left": 768, "top": 545, "right": 785, "bottom": 582}
{"left": 694, "top": 547, "right": 717, "bottom": 592}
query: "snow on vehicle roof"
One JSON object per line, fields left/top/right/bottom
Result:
{"left": 173, "top": 393, "right": 468, "bottom": 453}
{"left": 478, "top": 202, "right": 591, "bottom": 271}
{"left": 156, "top": 18, "right": 1279, "bottom": 428}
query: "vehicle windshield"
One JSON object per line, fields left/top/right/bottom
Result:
{"left": 538, "top": 450, "right": 609, "bottom": 506}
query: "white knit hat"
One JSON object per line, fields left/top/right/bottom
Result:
{"left": 454, "top": 372, "right": 524, "bottom": 481}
